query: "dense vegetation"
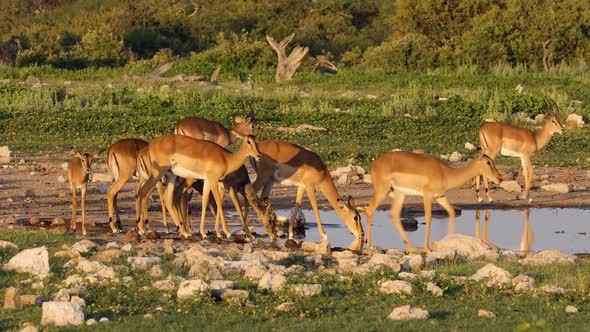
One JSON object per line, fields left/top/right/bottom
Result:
{"left": 0, "top": 0, "right": 588, "bottom": 75}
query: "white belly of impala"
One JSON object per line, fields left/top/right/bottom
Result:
{"left": 500, "top": 147, "right": 522, "bottom": 157}
{"left": 393, "top": 185, "right": 424, "bottom": 196}
{"left": 273, "top": 169, "right": 303, "bottom": 187}
{"left": 170, "top": 165, "right": 206, "bottom": 180}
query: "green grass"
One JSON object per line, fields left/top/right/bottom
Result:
{"left": 1, "top": 229, "right": 590, "bottom": 331}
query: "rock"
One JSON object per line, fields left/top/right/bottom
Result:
{"left": 300, "top": 241, "right": 331, "bottom": 255}
{"left": 449, "top": 151, "right": 462, "bottom": 162}
{"left": 19, "top": 325, "right": 38, "bottom": 332}
{"left": 146, "top": 231, "right": 160, "bottom": 241}
{"left": 86, "top": 319, "right": 97, "bottom": 325}
{"left": 32, "top": 281, "right": 44, "bottom": 290}
{"left": 128, "top": 256, "right": 162, "bottom": 270}
{"left": 188, "top": 262, "right": 224, "bottom": 280}
{"left": 332, "top": 250, "right": 358, "bottom": 260}
{"left": 388, "top": 305, "right": 429, "bottom": 320}
{"left": 24, "top": 189, "right": 35, "bottom": 197}
{"left": 369, "top": 254, "right": 402, "bottom": 272}
{"left": 512, "top": 274, "right": 535, "bottom": 292}
{"left": 337, "top": 173, "right": 349, "bottom": 185}
{"left": 541, "top": 183, "right": 572, "bottom": 193}
{"left": 149, "top": 265, "right": 164, "bottom": 277}
{"left": 566, "top": 305, "right": 579, "bottom": 313}
{"left": 72, "top": 240, "right": 98, "bottom": 254}
{"left": 430, "top": 234, "right": 493, "bottom": 260}
{"left": 243, "top": 265, "right": 268, "bottom": 281}
{"left": 426, "top": 282, "right": 443, "bottom": 297}
{"left": 420, "top": 270, "right": 436, "bottom": 279}
{"left": 95, "top": 183, "right": 110, "bottom": 193}
{"left": 499, "top": 180, "right": 522, "bottom": 192}
{"left": 363, "top": 174, "right": 372, "bottom": 184}
{"left": 91, "top": 173, "right": 112, "bottom": 182}
{"left": 52, "top": 217, "right": 66, "bottom": 225}
{"left": 243, "top": 243, "right": 253, "bottom": 254}
{"left": 4, "top": 246, "right": 50, "bottom": 278}
{"left": 99, "top": 317, "right": 110, "bottom": 323}
{"left": 76, "top": 260, "right": 108, "bottom": 274}
{"left": 258, "top": 272, "right": 287, "bottom": 292}
{"left": 465, "top": 142, "right": 476, "bottom": 151}
{"left": 538, "top": 285, "right": 566, "bottom": 294}
{"left": 401, "top": 254, "right": 423, "bottom": 270}
{"left": 29, "top": 217, "right": 41, "bottom": 225}
{"left": 0, "top": 146, "right": 11, "bottom": 163}
{"left": 213, "top": 289, "right": 249, "bottom": 301}
{"left": 291, "top": 284, "right": 322, "bottom": 297}
{"left": 398, "top": 272, "right": 418, "bottom": 281}
{"left": 440, "top": 154, "right": 449, "bottom": 160}
{"left": 62, "top": 275, "right": 84, "bottom": 288}
{"left": 0, "top": 240, "right": 18, "bottom": 250}
{"left": 20, "top": 295, "right": 40, "bottom": 306}
{"left": 567, "top": 114, "right": 584, "bottom": 127}
{"left": 70, "top": 295, "right": 86, "bottom": 307}
{"left": 209, "top": 280, "right": 235, "bottom": 290}
{"left": 121, "top": 243, "right": 133, "bottom": 252}
{"left": 470, "top": 264, "right": 513, "bottom": 286}
{"left": 276, "top": 302, "right": 298, "bottom": 313}
{"left": 379, "top": 280, "right": 413, "bottom": 295}
{"left": 57, "top": 176, "right": 67, "bottom": 183}
{"left": 520, "top": 250, "right": 577, "bottom": 265}
{"left": 95, "top": 249, "right": 125, "bottom": 263}
{"left": 41, "top": 302, "right": 85, "bottom": 326}
{"left": 152, "top": 279, "right": 175, "bottom": 291}
{"left": 54, "top": 250, "right": 81, "bottom": 259}
{"left": 478, "top": 309, "right": 496, "bottom": 318}
{"left": 177, "top": 279, "right": 209, "bottom": 299}
{"left": 4, "top": 287, "right": 21, "bottom": 309}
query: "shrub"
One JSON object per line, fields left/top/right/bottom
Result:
{"left": 362, "top": 33, "right": 438, "bottom": 70}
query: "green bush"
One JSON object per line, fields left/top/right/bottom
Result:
{"left": 362, "top": 33, "right": 438, "bottom": 70}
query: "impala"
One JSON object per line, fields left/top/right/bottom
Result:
{"left": 68, "top": 147, "right": 104, "bottom": 236}
{"left": 364, "top": 151, "right": 501, "bottom": 251}
{"left": 136, "top": 134, "right": 262, "bottom": 238}
{"left": 251, "top": 140, "right": 364, "bottom": 241}
{"left": 475, "top": 113, "right": 564, "bottom": 202}
{"left": 106, "top": 139, "right": 168, "bottom": 234}
{"left": 175, "top": 115, "right": 259, "bottom": 147}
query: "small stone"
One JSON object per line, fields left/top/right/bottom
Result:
{"left": 86, "top": 319, "right": 97, "bottom": 325}
{"left": 99, "top": 317, "right": 109, "bottom": 323}
{"left": 566, "top": 305, "right": 579, "bottom": 313}
{"left": 70, "top": 295, "right": 86, "bottom": 307}
{"left": 152, "top": 279, "right": 175, "bottom": 291}
{"left": 0, "top": 240, "right": 18, "bottom": 250}
{"left": 478, "top": 309, "right": 496, "bottom": 318}
{"left": 388, "top": 305, "right": 429, "bottom": 320}
{"left": 57, "top": 176, "right": 67, "bottom": 183}
{"left": 29, "top": 217, "right": 41, "bottom": 225}
{"left": 541, "top": 183, "right": 572, "bottom": 193}
{"left": 449, "top": 151, "right": 462, "bottom": 162}
{"left": 276, "top": 302, "right": 298, "bottom": 313}
{"left": 566, "top": 114, "right": 584, "bottom": 127}
{"left": 465, "top": 142, "right": 476, "bottom": 151}
{"left": 398, "top": 272, "right": 418, "bottom": 281}
{"left": 401, "top": 254, "right": 423, "bottom": 270}
{"left": 379, "top": 280, "right": 413, "bottom": 295}
{"left": 291, "top": 284, "right": 322, "bottom": 297}
{"left": 258, "top": 272, "right": 287, "bottom": 292}
{"left": 243, "top": 243, "right": 253, "bottom": 253}
{"left": 4, "top": 246, "right": 50, "bottom": 278}
{"left": 470, "top": 264, "right": 513, "bottom": 286}
{"left": 420, "top": 270, "right": 436, "bottom": 279}
{"left": 426, "top": 282, "right": 443, "bottom": 297}
{"left": 149, "top": 265, "right": 164, "bottom": 277}
{"left": 19, "top": 324, "right": 39, "bottom": 332}
{"left": 52, "top": 217, "right": 66, "bottom": 225}
{"left": 177, "top": 279, "right": 209, "bottom": 299}
{"left": 144, "top": 313, "right": 153, "bottom": 319}
{"left": 91, "top": 173, "right": 112, "bottom": 183}
{"left": 121, "top": 243, "right": 133, "bottom": 252}
{"left": 499, "top": 180, "right": 522, "bottom": 193}
{"left": 32, "top": 281, "right": 44, "bottom": 290}
{"left": 125, "top": 231, "right": 141, "bottom": 242}
{"left": 20, "top": 295, "right": 40, "bottom": 306}
{"left": 128, "top": 256, "right": 161, "bottom": 270}
{"left": 4, "top": 287, "right": 21, "bottom": 309}
{"left": 521, "top": 250, "right": 577, "bottom": 265}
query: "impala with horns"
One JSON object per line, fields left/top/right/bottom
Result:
{"left": 175, "top": 115, "right": 259, "bottom": 147}
{"left": 106, "top": 139, "right": 168, "bottom": 234}
{"left": 364, "top": 151, "right": 501, "bottom": 251}
{"left": 136, "top": 134, "right": 262, "bottom": 238}
{"left": 252, "top": 140, "right": 363, "bottom": 241}
{"left": 475, "top": 113, "right": 564, "bottom": 202}
{"left": 67, "top": 147, "right": 104, "bottom": 236}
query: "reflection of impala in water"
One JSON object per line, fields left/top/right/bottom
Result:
{"left": 474, "top": 209, "right": 533, "bottom": 253}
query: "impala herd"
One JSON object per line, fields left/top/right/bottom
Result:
{"left": 67, "top": 111, "right": 565, "bottom": 251}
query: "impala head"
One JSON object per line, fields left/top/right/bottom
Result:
{"left": 71, "top": 147, "right": 104, "bottom": 173}
{"left": 477, "top": 154, "right": 501, "bottom": 184}
{"left": 547, "top": 113, "right": 565, "bottom": 135}
{"left": 232, "top": 115, "right": 260, "bottom": 138}
{"left": 243, "top": 135, "right": 262, "bottom": 161}
{"left": 337, "top": 196, "right": 364, "bottom": 239}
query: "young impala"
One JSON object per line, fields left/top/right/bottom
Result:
{"left": 68, "top": 147, "right": 104, "bottom": 236}
{"left": 364, "top": 151, "right": 501, "bottom": 251}
{"left": 252, "top": 140, "right": 364, "bottom": 241}
{"left": 475, "top": 113, "right": 564, "bottom": 202}
{"left": 135, "top": 134, "right": 262, "bottom": 238}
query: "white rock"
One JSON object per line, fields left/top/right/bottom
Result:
{"left": 86, "top": 319, "right": 97, "bottom": 325}
{"left": 541, "top": 183, "right": 572, "bottom": 193}
{"left": 0, "top": 240, "right": 18, "bottom": 249}
{"left": 388, "top": 305, "right": 429, "bottom": 320}
{"left": 538, "top": 285, "right": 566, "bottom": 294}
{"left": 421, "top": 270, "right": 436, "bottom": 279}
{"left": 566, "top": 305, "right": 579, "bottom": 313}
{"left": 106, "top": 242, "right": 119, "bottom": 249}
{"left": 276, "top": 302, "right": 298, "bottom": 313}
{"left": 62, "top": 275, "right": 85, "bottom": 288}
{"left": 243, "top": 265, "right": 268, "bottom": 281}
{"left": 291, "top": 284, "right": 322, "bottom": 297}
{"left": 426, "top": 282, "right": 443, "bottom": 297}
{"left": 19, "top": 325, "right": 39, "bottom": 332}
{"left": 464, "top": 142, "right": 476, "bottom": 151}
{"left": 41, "top": 302, "right": 85, "bottom": 326}
{"left": 177, "top": 279, "right": 209, "bottom": 299}
{"left": 121, "top": 244, "right": 133, "bottom": 252}
{"left": 76, "top": 260, "right": 108, "bottom": 274}
{"left": 369, "top": 254, "right": 401, "bottom": 272}
{"left": 337, "top": 173, "right": 349, "bottom": 185}
{"left": 258, "top": 272, "right": 287, "bottom": 292}
{"left": 70, "top": 295, "right": 86, "bottom": 307}
{"left": 398, "top": 272, "right": 418, "bottom": 281}
{"left": 152, "top": 279, "right": 175, "bottom": 291}
{"left": 213, "top": 289, "right": 249, "bottom": 301}
{"left": 57, "top": 176, "right": 67, "bottom": 183}
{"left": 379, "top": 280, "right": 413, "bottom": 295}
{"left": 520, "top": 250, "right": 577, "bottom": 265}
{"left": 91, "top": 173, "right": 113, "bottom": 183}
{"left": 128, "top": 256, "right": 162, "bottom": 270}
{"left": 99, "top": 317, "right": 110, "bottom": 323}
{"left": 449, "top": 151, "right": 462, "bottom": 163}
{"left": 363, "top": 174, "right": 372, "bottom": 184}
{"left": 72, "top": 240, "right": 98, "bottom": 254}
{"left": 430, "top": 234, "right": 493, "bottom": 260}
{"left": 401, "top": 254, "right": 423, "bottom": 270}
{"left": 149, "top": 265, "right": 163, "bottom": 277}
{"left": 499, "top": 180, "right": 522, "bottom": 192}
{"left": 567, "top": 114, "right": 584, "bottom": 127}
{"left": 478, "top": 309, "right": 496, "bottom": 318}
{"left": 4, "top": 247, "right": 50, "bottom": 278}
{"left": 470, "top": 264, "right": 513, "bottom": 286}
{"left": 209, "top": 280, "right": 235, "bottom": 290}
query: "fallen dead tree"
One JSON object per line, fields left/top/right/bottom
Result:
{"left": 266, "top": 33, "right": 309, "bottom": 82}
{"left": 123, "top": 62, "right": 222, "bottom": 83}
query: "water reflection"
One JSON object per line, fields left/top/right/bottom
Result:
{"left": 474, "top": 208, "right": 532, "bottom": 253}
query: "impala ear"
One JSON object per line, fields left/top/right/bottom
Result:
{"left": 70, "top": 146, "right": 82, "bottom": 158}
{"left": 233, "top": 115, "right": 244, "bottom": 124}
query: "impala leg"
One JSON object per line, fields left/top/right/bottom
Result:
{"left": 81, "top": 184, "right": 88, "bottom": 236}
{"left": 143, "top": 187, "right": 153, "bottom": 233}
{"left": 155, "top": 181, "right": 169, "bottom": 233}
{"left": 391, "top": 191, "right": 411, "bottom": 250}
{"left": 423, "top": 194, "right": 433, "bottom": 251}
{"left": 241, "top": 190, "right": 252, "bottom": 239}
{"left": 435, "top": 195, "right": 456, "bottom": 235}
{"left": 483, "top": 209, "right": 491, "bottom": 245}
{"left": 214, "top": 186, "right": 227, "bottom": 238}
{"left": 365, "top": 180, "right": 390, "bottom": 248}
{"left": 213, "top": 183, "right": 231, "bottom": 238}
{"left": 200, "top": 180, "right": 212, "bottom": 238}
{"left": 229, "top": 187, "right": 252, "bottom": 239}
{"left": 482, "top": 175, "right": 493, "bottom": 202}
{"left": 474, "top": 175, "right": 483, "bottom": 202}
{"left": 289, "top": 186, "right": 305, "bottom": 239}
{"left": 135, "top": 178, "right": 145, "bottom": 234}
{"left": 306, "top": 187, "right": 327, "bottom": 241}
{"left": 113, "top": 192, "right": 122, "bottom": 230}
{"left": 70, "top": 186, "right": 77, "bottom": 232}
{"left": 107, "top": 176, "right": 128, "bottom": 233}
{"left": 522, "top": 156, "right": 533, "bottom": 202}
{"left": 475, "top": 209, "right": 481, "bottom": 240}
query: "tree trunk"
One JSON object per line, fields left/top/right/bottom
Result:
{"left": 543, "top": 39, "right": 552, "bottom": 71}
{"left": 266, "top": 33, "right": 309, "bottom": 82}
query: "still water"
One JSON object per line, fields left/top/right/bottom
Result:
{"left": 268, "top": 208, "right": 590, "bottom": 254}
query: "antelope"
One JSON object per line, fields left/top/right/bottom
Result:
{"left": 136, "top": 134, "right": 262, "bottom": 239}
{"left": 106, "top": 139, "right": 168, "bottom": 234}
{"left": 364, "top": 151, "right": 501, "bottom": 251}
{"left": 251, "top": 140, "right": 364, "bottom": 241}
{"left": 475, "top": 113, "right": 564, "bottom": 202}
{"left": 67, "top": 147, "right": 104, "bottom": 236}
{"left": 175, "top": 115, "right": 260, "bottom": 147}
